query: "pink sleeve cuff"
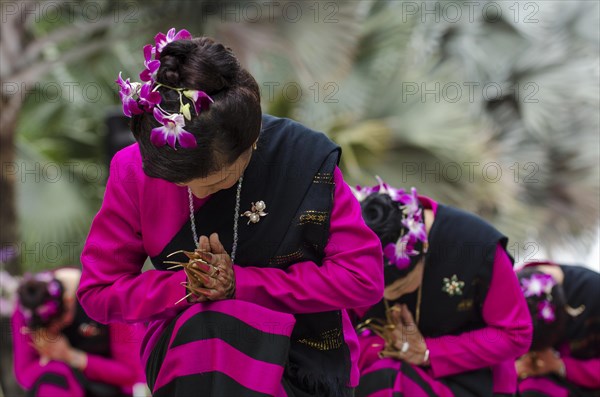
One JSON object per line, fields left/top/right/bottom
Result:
{"left": 563, "top": 356, "right": 600, "bottom": 389}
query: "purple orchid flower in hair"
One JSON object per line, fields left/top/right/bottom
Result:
{"left": 352, "top": 176, "right": 406, "bottom": 202}
{"left": 402, "top": 213, "right": 427, "bottom": 242}
{"left": 399, "top": 187, "right": 421, "bottom": 217}
{"left": 138, "top": 82, "right": 161, "bottom": 112}
{"left": 34, "top": 272, "right": 53, "bottom": 283}
{"left": 184, "top": 90, "right": 214, "bottom": 115}
{"left": 383, "top": 235, "right": 417, "bottom": 271}
{"left": 47, "top": 280, "right": 61, "bottom": 298}
{"left": 354, "top": 177, "right": 428, "bottom": 269}
{"left": 154, "top": 28, "right": 192, "bottom": 55}
{"left": 116, "top": 72, "right": 143, "bottom": 117}
{"left": 374, "top": 176, "right": 404, "bottom": 201}
{"left": 151, "top": 108, "right": 197, "bottom": 149}
{"left": 36, "top": 300, "right": 60, "bottom": 322}
{"left": 140, "top": 45, "right": 160, "bottom": 82}
{"left": 537, "top": 300, "right": 556, "bottom": 323}
{"left": 351, "top": 185, "right": 380, "bottom": 202}
{"left": 521, "top": 273, "right": 556, "bottom": 298}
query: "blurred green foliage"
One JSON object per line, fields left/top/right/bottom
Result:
{"left": 8, "top": 0, "right": 599, "bottom": 271}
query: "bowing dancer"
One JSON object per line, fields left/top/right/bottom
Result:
{"left": 11, "top": 268, "right": 145, "bottom": 397}
{"left": 77, "top": 28, "right": 384, "bottom": 397}
{"left": 351, "top": 180, "right": 532, "bottom": 397}
{"left": 516, "top": 262, "right": 600, "bottom": 396}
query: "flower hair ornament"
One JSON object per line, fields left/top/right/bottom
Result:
{"left": 116, "top": 28, "right": 214, "bottom": 149}
{"left": 19, "top": 272, "right": 63, "bottom": 324}
{"left": 352, "top": 177, "right": 428, "bottom": 272}
{"left": 520, "top": 273, "right": 558, "bottom": 323}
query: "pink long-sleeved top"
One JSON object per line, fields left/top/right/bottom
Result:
{"left": 357, "top": 196, "right": 532, "bottom": 394}
{"left": 11, "top": 308, "right": 145, "bottom": 392}
{"left": 561, "top": 350, "right": 600, "bottom": 389}
{"left": 77, "top": 143, "right": 384, "bottom": 387}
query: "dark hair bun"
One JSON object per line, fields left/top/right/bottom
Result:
{"left": 133, "top": 35, "right": 262, "bottom": 183}
{"left": 360, "top": 193, "right": 426, "bottom": 283}
{"left": 361, "top": 194, "right": 403, "bottom": 246}
{"left": 158, "top": 37, "right": 240, "bottom": 94}
{"left": 17, "top": 276, "right": 65, "bottom": 329}
{"left": 157, "top": 51, "right": 186, "bottom": 87}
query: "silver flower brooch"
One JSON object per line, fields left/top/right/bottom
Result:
{"left": 242, "top": 201, "right": 268, "bottom": 225}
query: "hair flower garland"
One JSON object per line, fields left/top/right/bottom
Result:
{"left": 353, "top": 176, "right": 403, "bottom": 202}
{"left": 521, "top": 273, "right": 555, "bottom": 298}
{"left": 520, "top": 273, "right": 558, "bottom": 323}
{"left": 353, "top": 177, "right": 428, "bottom": 271}
{"left": 537, "top": 300, "right": 556, "bottom": 323}
{"left": 151, "top": 108, "right": 196, "bottom": 148}
{"left": 36, "top": 300, "right": 60, "bottom": 322}
{"left": 138, "top": 82, "right": 161, "bottom": 111}
{"left": 116, "top": 73, "right": 143, "bottom": 117}
{"left": 155, "top": 28, "right": 192, "bottom": 55}
{"left": 115, "top": 27, "right": 213, "bottom": 149}
{"left": 140, "top": 44, "right": 160, "bottom": 82}
{"left": 18, "top": 272, "right": 63, "bottom": 323}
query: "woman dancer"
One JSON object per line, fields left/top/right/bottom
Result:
{"left": 12, "top": 268, "right": 145, "bottom": 397}
{"left": 352, "top": 180, "right": 532, "bottom": 397}
{"left": 77, "top": 28, "right": 383, "bottom": 397}
{"left": 516, "top": 262, "right": 600, "bottom": 396}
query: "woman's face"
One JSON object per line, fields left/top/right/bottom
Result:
{"left": 179, "top": 148, "right": 253, "bottom": 198}
{"left": 383, "top": 260, "right": 425, "bottom": 301}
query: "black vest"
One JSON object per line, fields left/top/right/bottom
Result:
{"left": 62, "top": 301, "right": 111, "bottom": 357}
{"left": 560, "top": 265, "right": 600, "bottom": 360}
{"left": 363, "top": 204, "right": 509, "bottom": 396}
{"left": 152, "top": 114, "right": 351, "bottom": 396}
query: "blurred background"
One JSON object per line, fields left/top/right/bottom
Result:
{"left": 1, "top": 1, "right": 598, "bottom": 395}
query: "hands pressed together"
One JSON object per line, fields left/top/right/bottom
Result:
{"left": 28, "top": 329, "right": 87, "bottom": 370}
{"left": 516, "top": 348, "right": 566, "bottom": 379}
{"left": 378, "top": 304, "right": 430, "bottom": 366}
{"left": 179, "top": 233, "right": 236, "bottom": 303}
